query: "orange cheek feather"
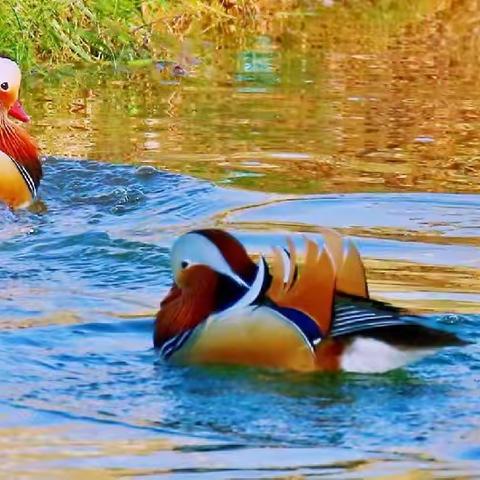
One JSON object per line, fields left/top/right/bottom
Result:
{"left": 159, "top": 283, "right": 182, "bottom": 307}
{"left": 154, "top": 266, "right": 218, "bottom": 347}
{"left": 0, "top": 90, "right": 14, "bottom": 110}
{"left": 0, "top": 90, "right": 22, "bottom": 122}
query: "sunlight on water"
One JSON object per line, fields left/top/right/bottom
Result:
{"left": 2, "top": 1, "right": 480, "bottom": 478}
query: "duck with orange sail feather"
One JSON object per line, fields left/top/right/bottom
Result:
{"left": 155, "top": 229, "right": 468, "bottom": 373}
{"left": 0, "top": 56, "right": 42, "bottom": 209}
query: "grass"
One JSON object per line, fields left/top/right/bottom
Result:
{"left": 1, "top": 0, "right": 440, "bottom": 70}
{"left": 1, "top": 0, "right": 155, "bottom": 67}
{"left": 0, "top": 0, "right": 294, "bottom": 69}
{"left": 0, "top": 0, "right": 442, "bottom": 70}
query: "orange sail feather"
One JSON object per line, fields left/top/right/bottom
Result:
{"left": 268, "top": 237, "right": 336, "bottom": 335}
{"left": 336, "top": 240, "right": 369, "bottom": 298}
{"left": 267, "top": 230, "right": 370, "bottom": 333}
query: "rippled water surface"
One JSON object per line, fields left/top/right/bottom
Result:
{"left": 2, "top": 2, "right": 480, "bottom": 478}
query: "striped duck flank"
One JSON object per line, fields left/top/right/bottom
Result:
{"left": 0, "top": 56, "right": 41, "bottom": 209}
{"left": 154, "top": 228, "right": 468, "bottom": 373}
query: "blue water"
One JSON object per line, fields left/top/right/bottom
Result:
{"left": 1, "top": 157, "right": 479, "bottom": 478}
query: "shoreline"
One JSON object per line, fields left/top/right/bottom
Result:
{"left": 2, "top": 0, "right": 283, "bottom": 69}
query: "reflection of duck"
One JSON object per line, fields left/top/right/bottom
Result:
{"left": 155, "top": 229, "right": 467, "bottom": 373}
{"left": 0, "top": 57, "right": 41, "bottom": 209}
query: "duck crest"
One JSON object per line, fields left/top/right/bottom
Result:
{"left": 0, "top": 113, "right": 41, "bottom": 189}
{"left": 195, "top": 229, "right": 258, "bottom": 284}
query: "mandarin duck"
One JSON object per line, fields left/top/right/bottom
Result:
{"left": 154, "top": 229, "right": 467, "bottom": 373}
{"left": 0, "top": 56, "right": 41, "bottom": 209}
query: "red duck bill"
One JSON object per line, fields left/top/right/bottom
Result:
{"left": 8, "top": 100, "right": 30, "bottom": 123}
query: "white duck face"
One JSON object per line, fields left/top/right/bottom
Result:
{"left": 0, "top": 57, "right": 21, "bottom": 112}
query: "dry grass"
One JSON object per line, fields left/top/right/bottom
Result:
{"left": 0, "top": 0, "right": 299, "bottom": 68}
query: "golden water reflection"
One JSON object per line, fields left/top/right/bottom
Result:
{"left": 0, "top": 422, "right": 476, "bottom": 480}
{"left": 20, "top": 0, "right": 480, "bottom": 195}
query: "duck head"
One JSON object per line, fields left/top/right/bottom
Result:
{"left": 0, "top": 57, "right": 29, "bottom": 123}
{"left": 171, "top": 229, "right": 258, "bottom": 288}
{"left": 154, "top": 229, "right": 270, "bottom": 347}
{"left": 0, "top": 57, "right": 41, "bottom": 207}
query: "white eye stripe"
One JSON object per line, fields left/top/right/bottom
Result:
{"left": 0, "top": 58, "right": 21, "bottom": 91}
{"left": 171, "top": 233, "right": 249, "bottom": 287}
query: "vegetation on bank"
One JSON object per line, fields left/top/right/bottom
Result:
{"left": 1, "top": 0, "right": 444, "bottom": 70}
{"left": 0, "top": 0, "right": 287, "bottom": 68}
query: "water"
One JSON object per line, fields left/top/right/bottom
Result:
{"left": 2, "top": 2, "right": 480, "bottom": 478}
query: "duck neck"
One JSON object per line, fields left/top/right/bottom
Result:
{"left": 0, "top": 110, "right": 42, "bottom": 188}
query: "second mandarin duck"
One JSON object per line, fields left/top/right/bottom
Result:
{"left": 0, "top": 56, "right": 42, "bottom": 209}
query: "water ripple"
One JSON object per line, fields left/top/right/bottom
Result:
{"left": 0, "top": 157, "right": 479, "bottom": 477}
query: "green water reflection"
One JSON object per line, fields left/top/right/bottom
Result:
{"left": 22, "top": 0, "right": 480, "bottom": 195}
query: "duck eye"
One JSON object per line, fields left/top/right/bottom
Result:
{"left": 0, "top": 82, "right": 8, "bottom": 91}
{"left": 181, "top": 261, "right": 190, "bottom": 269}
